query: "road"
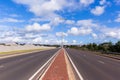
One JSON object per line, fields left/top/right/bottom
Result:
{"left": 66, "top": 48, "right": 120, "bottom": 80}
{"left": 0, "top": 48, "right": 59, "bottom": 80}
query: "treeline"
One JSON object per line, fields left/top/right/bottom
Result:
{"left": 67, "top": 41, "right": 120, "bottom": 55}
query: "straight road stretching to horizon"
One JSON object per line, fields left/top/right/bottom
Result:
{"left": 66, "top": 48, "right": 120, "bottom": 80}
{"left": 0, "top": 48, "right": 120, "bottom": 80}
{"left": 0, "top": 49, "right": 59, "bottom": 80}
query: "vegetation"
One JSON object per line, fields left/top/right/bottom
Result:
{"left": 67, "top": 41, "right": 120, "bottom": 55}
{"left": 0, "top": 48, "right": 46, "bottom": 55}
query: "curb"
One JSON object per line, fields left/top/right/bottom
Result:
{"left": 64, "top": 49, "right": 76, "bottom": 80}
{"left": 65, "top": 49, "right": 84, "bottom": 80}
{"left": 29, "top": 49, "right": 60, "bottom": 80}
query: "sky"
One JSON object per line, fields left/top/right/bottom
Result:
{"left": 0, "top": 0, "right": 120, "bottom": 45}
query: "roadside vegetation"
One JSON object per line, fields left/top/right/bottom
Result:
{"left": 0, "top": 49, "right": 44, "bottom": 55}
{"left": 67, "top": 41, "right": 120, "bottom": 55}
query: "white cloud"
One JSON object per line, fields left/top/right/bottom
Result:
{"left": 91, "top": 6, "right": 105, "bottom": 16}
{"left": 91, "top": 0, "right": 109, "bottom": 16}
{"left": 26, "top": 23, "right": 51, "bottom": 32}
{"left": 72, "top": 40, "right": 77, "bottom": 43}
{"left": 56, "top": 32, "right": 67, "bottom": 37}
{"left": 68, "top": 27, "right": 79, "bottom": 35}
{"left": 32, "top": 37, "right": 42, "bottom": 44}
{"left": 115, "top": 13, "right": 120, "bottom": 22}
{"left": 77, "top": 19, "right": 98, "bottom": 27}
{"left": 0, "top": 18, "right": 24, "bottom": 23}
{"left": 115, "top": 18, "right": 120, "bottom": 22}
{"left": 80, "top": 0, "right": 94, "bottom": 6}
{"left": 10, "top": 14, "right": 19, "bottom": 17}
{"left": 67, "top": 19, "right": 99, "bottom": 36}
{"left": 65, "top": 20, "right": 75, "bottom": 25}
{"left": 13, "top": 0, "right": 95, "bottom": 21}
{"left": 68, "top": 27, "right": 92, "bottom": 36}
{"left": 0, "top": 36, "right": 23, "bottom": 43}
{"left": 92, "top": 33, "right": 98, "bottom": 39}
{"left": 30, "top": 18, "right": 49, "bottom": 22}
{"left": 100, "top": 0, "right": 106, "bottom": 5}
{"left": 61, "top": 39, "right": 68, "bottom": 44}
{"left": 13, "top": 0, "right": 67, "bottom": 18}
{"left": 50, "top": 17, "right": 65, "bottom": 26}
{"left": 12, "top": 37, "right": 23, "bottom": 42}
{"left": 101, "top": 27, "right": 120, "bottom": 39}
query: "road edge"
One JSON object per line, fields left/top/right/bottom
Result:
{"left": 65, "top": 49, "right": 84, "bottom": 80}
{"left": 64, "top": 49, "right": 76, "bottom": 80}
{"left": 29, "top": 49, "right": 60, "bottom": 80}
{"left": 0, "top": 48, "right": 56, "bottom": 59}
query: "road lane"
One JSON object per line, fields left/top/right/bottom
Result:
{"left": 66, "top": 49, "right": 120, "bottom": 80}
{"left": 0, "top": 48, "right": 59, "bottom": 80}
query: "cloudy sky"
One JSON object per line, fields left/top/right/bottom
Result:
{"left": 0, "top": 0, "right": 120, "bottom": 45}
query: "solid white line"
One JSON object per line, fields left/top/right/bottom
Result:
{"left": 39, "top": 49, "right": 61, "bottom": 80}
{"left": 0, "top": 65, "right": 4, "bottom": 68}
{"left": 29, "top": 49, "right": 60, "bottom": 80}
{"left": 98, "top": 60, "right": 105, "bottom": 64}
{"left": 64, "top": 49, "right": 84, "bottom": 80}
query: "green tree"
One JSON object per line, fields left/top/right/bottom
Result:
{"left": 115, "top": 41, "right": 120, "bottom": 52}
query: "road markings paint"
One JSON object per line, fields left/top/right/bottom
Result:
{"left": 29, "top": 49, "right": 60, "bottom": 80}
{"left": 39, "top": 49, "right": 61, "bottom": 80}
{"left": 0, "top": 65, "right": 4, "bottom": 68}
{"left": 98, "top": 60, "right": 105, "bottom": 64}
{"left": 64, "top": 49, "right": 76, "bottom": 80}
{"left": 65, "top": 49, "right": 84, "bottom": 80}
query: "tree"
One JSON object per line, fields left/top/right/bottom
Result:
{"left": 115, "top": 41, "right": 120, "bottom": 52}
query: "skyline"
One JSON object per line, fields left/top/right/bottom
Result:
{"left": 0, "top": 0, "right": 120, "bottom": 45}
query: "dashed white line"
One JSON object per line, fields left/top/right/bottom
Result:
{"left": 39, "top": 50, "right": 61, "bottom": 80}
{"left": 64, "top": 49, "right": 84, "bottom": 80}
{"left": 98, "top": 60, "right": 105, "bottom": 64}
{"left": 83, "top": 54, "right": 86, "bottom": 57}
{"left": 0, "top": 65, "right": 4, "bottom": 68}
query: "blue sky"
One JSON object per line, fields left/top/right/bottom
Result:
{"left": 0, "top": 0, "right": 120, "bottom": 45}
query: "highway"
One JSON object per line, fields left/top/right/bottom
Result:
{"left": 0, "top": 48, "right": 120, "bottom": 80}
{"left": 0, "top": 49, "right": 59, "bottom": 80}
{"left": 66, "top": 48, "right": 120, "bottom": 80}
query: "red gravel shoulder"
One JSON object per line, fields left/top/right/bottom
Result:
{"left": 42, "top": 49, "right": 69, "bottom": 80}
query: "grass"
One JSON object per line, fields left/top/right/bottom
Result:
{"left": 0, "top": 48, "right": 48, "bottom": 55}
{"left": 70, "top": 48, "right": 120, "bottom": 59}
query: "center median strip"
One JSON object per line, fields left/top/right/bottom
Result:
{"left": 40, "top": 48, "right": 69, "bottom": 80}
{"left": 29, "top": 48, "right": 84, "bottom": 80}
{"left": 39, "top": 48, "right": 83, "bottom": 80}
{"left": 29, "top": 49, "right": 60, "bottom": 80}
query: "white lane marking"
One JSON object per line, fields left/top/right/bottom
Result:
{"left": 29, "top": 49, "right": 60, "bottom": 80}
{"left": 64, "top": 49, "right": 84, "bottom": 80}
{"left": 0, "top": 65, "right": 4, "bottom": 68}
{"left": 39, "top": 49, "right": 61, "bottom": 80}
{"left": 98, "top": 60, "right": 105, "bottom": 64}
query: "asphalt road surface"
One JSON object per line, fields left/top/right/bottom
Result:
{"left": 66, "top": 48, "right": 120, "bottom": 80}
{"left": 0, "top": 48, "right": 59, "bottom": 80}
